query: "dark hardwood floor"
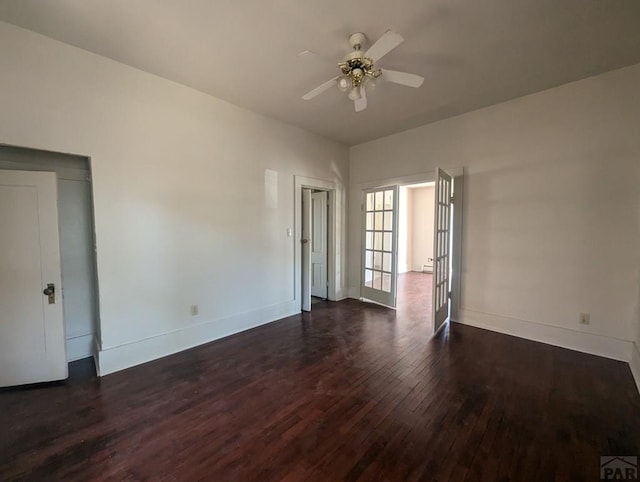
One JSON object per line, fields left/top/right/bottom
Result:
{"left": 1, "top": 292, "right": 639, "bottom": 481}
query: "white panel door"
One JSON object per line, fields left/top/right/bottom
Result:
{"left": 361, "top": 186, "right": 399, "bottom": 307}
{"left": 310, "top": 191, "right": 328, "bottom": 299}
{"left": 0, "top": 170, "right": 67, "bottom": 387}
{"left": 301, "top": 188, "right": 312, "bottom": 311}
{"left": 432, "top": 168, "right": 453, "bottom": 334}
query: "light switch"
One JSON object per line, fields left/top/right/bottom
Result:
{"left": 287, "top": 228, "right": 292, "bottom": 237}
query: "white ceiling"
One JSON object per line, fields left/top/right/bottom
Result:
{"left": 1, "top": 0, "right": 639, "bottom": 145}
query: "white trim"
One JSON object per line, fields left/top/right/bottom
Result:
{"left": 294, "top": 176, "right": 344, "bottom": 309}
{"left": 457, "top": 308, "right": 633, "bottom": 362}
{"left": 449, "top": 171, "right": 464, "bottom": 322}
{"left": 98, "top": 300, "right": 297, "bottom": 376}
{"left": 630, "top": 342, "right": 640, "bottom": 395}
{"left": 411, "top": 264, "right": 433, "bottom": 272}
{"left": 355, "top": 167, "right": 464, "bottom": 191}
{"left": 432, "top": 319, "right": 449, "bottom": 337}
{"left": 92, "top": 335, "right": 101, "bottom": 376}
{"left": 66, "top": 333, "right": 95, "bottom": 362}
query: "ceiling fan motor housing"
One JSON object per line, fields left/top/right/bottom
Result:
{"left": 348, "top": 32, "right": 367, "bottom": 50}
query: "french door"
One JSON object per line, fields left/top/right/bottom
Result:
{"left": 361, "top": 186, "right": 399, "bottom": 307}
{"left": 432, "top": 168, "right": 453, "bottom": 333}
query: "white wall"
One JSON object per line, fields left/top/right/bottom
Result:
{"left": 0, "top": 21, "right": 349, "bottom": 374}
{"left": 349, "top": 63, "right": 640, "bottom": 361}
{"left": 410, "top": 186, "right": 435, "bottom": 272}
{"left": 398, "top": 186, "right": 413, "bottom": 273}
{"left": 399, "top": 185, "right": 435, "bottom": 273}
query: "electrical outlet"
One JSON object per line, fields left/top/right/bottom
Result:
{"left": 190, "top": 305, "right": 199, "bottom": 316}
{"left": 579, "top": 313, "right": 590, "bottom": 325}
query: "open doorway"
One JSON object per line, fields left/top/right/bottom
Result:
{"left": 397, "top": 182, "right": 435, "bottom": 331}
{"left": 305, "top": 189, "right": 329, "bottom": 307}
{"left": 295, "top": 175, "right": 341, "bottom": 313}
{"left": 358, "top": 168, "right": 459, "bottom": 335}
{"left": 0, "top": 145, "right": 100, "bottom": 386}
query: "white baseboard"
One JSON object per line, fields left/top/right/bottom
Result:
{"left": 412, "top": 265, "right": 433, "bottom": 273}
{"left": 457, "top": 308, "right": 633, "bottom": 362}
{"left": 98, "top": 300, "right": 298, "bottom": 376}
{"left": 66, "top": 333, "right": 95, "bottom": 362}
{"left": 331, "top": 288, "right": 348, "bottom": 301}
{"left": 630, "top": 342, "right": 640, "bottom": 395}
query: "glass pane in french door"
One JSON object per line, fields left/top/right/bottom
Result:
{"left": 362, "top": 187, "right": 396, "bottom": 300}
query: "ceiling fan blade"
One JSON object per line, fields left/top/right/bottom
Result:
{"left": 302, "top": 77, "right": 338, "bottom": 100}
{"left": 382, "top": 69, "right": 424, "bottom": 88}
{"left": 354, "top": 87, "right": 367, "bottom": 112}
{"left": 364, "top": 30, "right": 404, "bottom": 62}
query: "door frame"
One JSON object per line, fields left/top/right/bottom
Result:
{"left": 354, "top": 167, "right": 464, "bottom": 322}
{"left": 309, "top": 190, "right": 329, "bottom": 300}
{"left": 294, "top": 176, "right": 343, "bottom": 309}
{"left": 0, "top": 144, "right": 102, "bottom": 365}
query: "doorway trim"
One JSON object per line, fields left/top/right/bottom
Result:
{"left": 294, "top": 176, "right": 343, "bottom": 309}
{"left": 353, "top": 167, "right": 464, "bottom": 321}
{"left": 0, "top": 144, "right": 101, "bottom": 365}
{"left": 309, "top": 189, "right": 329, "bottom": 300}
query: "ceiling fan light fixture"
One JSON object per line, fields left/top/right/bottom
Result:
{"left": 364, "top": 76, "right": 377, "bottom": 92}
{"left": 337, "top": 76, "right": 350, "bottom": 92}
{"left": 348, "top": 85, "right": 361, "bottom": 101}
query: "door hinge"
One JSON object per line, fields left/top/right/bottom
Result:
{"left": 448, "top": 290, "right": 453, "bottom": 299}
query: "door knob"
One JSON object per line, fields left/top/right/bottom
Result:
{"left": 43, "top": 283, "right": 55, "bottom": 304}
{"left": 302, "top": 239, "right": 309, "bottom": 244}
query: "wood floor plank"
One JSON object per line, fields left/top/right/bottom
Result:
{"left": 1, "top": 272, "right": 639, "bottom": 481}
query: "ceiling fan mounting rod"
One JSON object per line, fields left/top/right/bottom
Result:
{"left": 349, "top": 32, "right": 367, "bottom": 50}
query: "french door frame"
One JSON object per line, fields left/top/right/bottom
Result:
{"left": 355, "top": 168, "right": 464, "bottom": 324}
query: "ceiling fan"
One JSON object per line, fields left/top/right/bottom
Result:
{"left": 302, "top": 30, "right": 424, "bottom": 112}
